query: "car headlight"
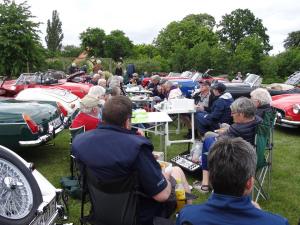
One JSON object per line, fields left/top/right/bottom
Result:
{"left": 293, "top": 104, "right": 300, "bottom": 114}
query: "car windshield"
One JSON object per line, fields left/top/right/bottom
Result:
{"left": 285, "top": 72, "right": 300, "bottom": 85}
{"left": 16, "top": 73, "right": 40, "bottom": 85}
{"left": 168, "top": 72, "right": 181, "bottom": 77}
{"left": 181, "top": 71, "right": 194, "bottom": 78}
{"left": 243, "top": 73, "right": 262, "bottom": 87}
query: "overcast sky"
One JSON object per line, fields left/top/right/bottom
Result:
{"left": 18, "top": 0, "right": 300, "bottom": 55}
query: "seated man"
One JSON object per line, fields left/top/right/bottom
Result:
{"left": 72, "top": 96, "right": 191, "bottom": 225}
{"left": 129, "top": 73, "right": 141, "bottom": 86}
{"left": 177, "top": 137, "right": 289, "bottom": 225}
{"left": 70, "top": 94, "right": 100, "bottom": 131}
{"left": 183, "top": 80, "right": 212, "bottom": 138}
{"left": 198, "top": 97, "right": 262, "bottom": 193}
{"left": 195, "top": 82, "right": 233, "bottom": 135}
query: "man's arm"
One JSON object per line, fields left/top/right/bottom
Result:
{"left": 134, "top": 144, "right": 172, "bottom": 202}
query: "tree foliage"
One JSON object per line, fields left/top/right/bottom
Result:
{"left": 61, "top": 45, "right": 82, "bottom": 57}
{"left": 80, "top": 27, "right": 106, "bottom": 57}
{"left": 284, "top": 31, "right": 300, "bottom": 49}
{"left": 218, "top": 9, "right": 272, "bottom": 53}
{"left": 45, "top": 10, "right": 63, "bottom": 53}
{"left": 182, "top": 13, "right": 216, "bottom": 30}
{"left": 155, "top": 18, "right": 218, "bottom": 57}
{"left": 133, "top": 44, "right": 159, "bottom": 59}
{"left": 104, "top": 30, "right": 133, "bottom": 61}
{"left": 0, "top": 0, "right": 44, "bottom": 77}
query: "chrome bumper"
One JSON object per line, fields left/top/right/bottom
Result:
{"left": 19, "top": 124, "right": 65, "bottom": 147}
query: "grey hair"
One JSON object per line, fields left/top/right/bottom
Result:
{"left": 208, "top": 137, "right": 257, "bottom": 196}
{"left": 230, "top": 97, "right": 256, "bottom": 118}
{"left": 98, "top": 78, "right": 106, "bottom": 87}
{"left": 151, "top": 75, "right": 161, "bottom": 82}
{"left": 108, "top": 75, "right": 121, "bottom": 88}
{"left": 165, "top": 80, "right": 174, "bottom": 87}
{"left": 88, "top": 86, "right": 105, "bottom": 99}
{"left": 250, "top": 88, "right": 272, "bottom": 106}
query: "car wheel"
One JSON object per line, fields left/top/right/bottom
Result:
{"left": 0, "top": 146, "right": 43, "bottom": 225}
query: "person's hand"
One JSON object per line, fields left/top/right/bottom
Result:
{"left": 214, "top": 128, "right": 227, "bottom": 134}
{"left": 195, "top": 104, "right": 204, "bottom": 112}
{"left": 136, "top": 128, "right": 145, "bottom": 136}
{"left": 251, "top": 201, "right": 261, "bottom": 209}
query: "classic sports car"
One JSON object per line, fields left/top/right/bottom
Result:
{"left": 0, "top": 145, "right": 68, "bottom": 225}
{"left": 271, "top": 93, "right": 300, "bottom": 128}
{"left": 220, "top": 73, "right": 262, "bottom": 99}
{"left": 15, "top": 88, "right": 80, "bottom": 126}
{"left": 0, "top": 71, "right": 91, "bottom": 98}
{"left": 266, "top": 71, "right": 300, "bottom": 96}
{"left": 0, "top": 99, "right": 64, "bottom": 148}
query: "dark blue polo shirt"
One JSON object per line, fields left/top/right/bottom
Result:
{"left": 72, "top": 124, "right": 168, "bottom": 225}
{"left": 176, "top": 193, "right": 289, "bottom": 225}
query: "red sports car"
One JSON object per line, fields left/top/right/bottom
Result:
{"left": 0, "top": 72, "right": 91, "bottom": 98}
{"left": 271, "top": 93, "right": 300, "bottom": 128}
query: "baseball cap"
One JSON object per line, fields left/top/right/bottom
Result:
{"left": 211, "top": 82, "right": 226, "bottom": 93}
{"left": 80, "top": 95, "right": 99, "bottom": 108}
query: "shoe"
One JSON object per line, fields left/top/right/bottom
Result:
{"left": 193, "top": 180, "right": 210, "bottom": 194}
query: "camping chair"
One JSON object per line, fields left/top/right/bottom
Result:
{"left": 253, "top": 109, "right": 276, "bottom": 202}
{"left": 79, "top": 165, "right": 140, "bottom": 225}
{"left": 69, "top": 125, "right": 85, "bottom": 178}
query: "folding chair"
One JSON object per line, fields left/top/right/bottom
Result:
{"left": 69, "top": 126, "right": 85, "bottom": 178}
{"left": 253, "top": 109, "right": 276, "bottom": 202}
{"left": 79, "top": 165, "right": 140, "bottom": 225}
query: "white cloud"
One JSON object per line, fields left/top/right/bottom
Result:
{"left": 16, "top": 0, "right": 300, "bottom": 54}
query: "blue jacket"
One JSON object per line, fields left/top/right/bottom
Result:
{"left": 72, "top": 124, "right": 168, "bottom": 225}
{"left": 205, "top": 92, "right": 233, "bottom": 124}
{"left": 177, "top": 193, "right": 289, "bottom": 225}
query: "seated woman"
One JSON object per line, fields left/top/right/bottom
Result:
{"left": 250, "top": 88, "right": 273, "bottom": 118}
{"left": 197, "top": 97, "right": 262, "bottom": 193}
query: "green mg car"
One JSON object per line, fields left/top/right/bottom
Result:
{"left": 0, "top": 98, "right": 64, "bottom": 148}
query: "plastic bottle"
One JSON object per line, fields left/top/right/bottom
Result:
{"left": 175, "top": 179, "right": 186, "bottom": 212}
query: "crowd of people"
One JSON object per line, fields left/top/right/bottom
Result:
{"left": 68, "top": 60, "right": 288, "bottom": 224}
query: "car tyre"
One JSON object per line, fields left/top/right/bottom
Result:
{"left": 0, "top": 146, "right": 43, "bottom": 225}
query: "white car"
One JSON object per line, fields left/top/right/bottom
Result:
{"left": 0, "top": 145, "right": 68, "bottom": 225}
{"left": 15, "top": 88, "right": 80, "bottom": 126}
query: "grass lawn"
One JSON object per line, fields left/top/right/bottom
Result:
{"left": 15, "top": 125, "right": 300, "bottom": 225}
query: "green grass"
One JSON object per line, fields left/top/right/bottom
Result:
{"left": 15, "top": 125, "right": 300, "bottom": 225}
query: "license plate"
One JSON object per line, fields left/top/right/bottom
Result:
{"left": 30, "top": 199, "right": 57, "bottom": 225}
{"left": 49, "top": 117, "right": 62, "bottom": 129}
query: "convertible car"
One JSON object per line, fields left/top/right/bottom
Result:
{"left": 0, "top": 99, "right": 64, "bottom": 148}
{"left": 220, "top": 73, "right": 262, "bottom": 99}
{"left": 271, "top": 93, "right": 300, "bottom": 128}
{"left": 0, "top": 71, "right": 91, "bottom": 98}
{"left": 0, "top": 145, "right": 68, "bottom": 225}
{"left": 266, "top": 71, "right": 300, "bottom": 96}
{"left": 15, "top": 88, "right": 80, "bottom": 126}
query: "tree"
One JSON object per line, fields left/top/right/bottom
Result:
{"left": 155, "top": 19, "right": 218, "bottom": 57}
{"left": 0, "top": 0, "right": 44, "bottom": 77}
{"left": 218, "top": 9, "right": 272, "bottom": 53}
{"left": 182, "top": 13, "right": 216, "bottom": 30}
{"left": 61, "top": 45, "right": 82, "bottom": 57}
{"left": 284, "top": 31, "right": 300, "bottom": 49}
{"left": 133, "top": 44, "right": 159, "bottom": 59}
{"left": 230, "top": 35, "right": 266, "bottom": 74}
{"left": 45, "top": 10, "right": 64, "bottom": 53}
{"left": 104, "top": 30, "right": 133, "bottom": 61}
{"left": 80, "top": 27, "right": 106, "bottom": 57}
